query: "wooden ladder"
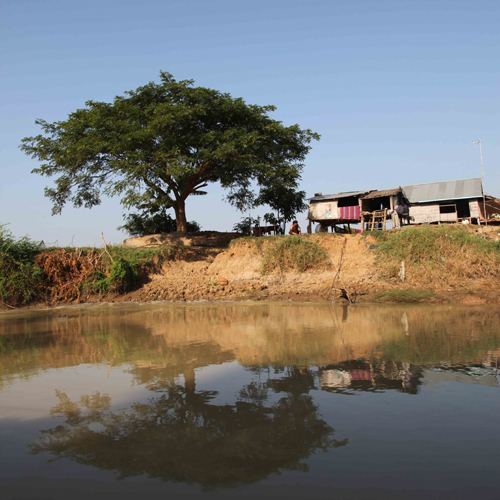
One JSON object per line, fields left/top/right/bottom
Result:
{"left": 370, "top": 209, "right": 387, "bottom": 231}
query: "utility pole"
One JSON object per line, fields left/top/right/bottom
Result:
{"left": 472, "top": 138, "right": 487, "bottom": 226}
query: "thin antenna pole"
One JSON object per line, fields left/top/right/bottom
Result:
{"left": 472, "top": 138, "right": 487, "bottom": 226}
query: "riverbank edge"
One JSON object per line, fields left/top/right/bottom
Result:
{"left": 3, "top": 226, "right": 500, "bottom": 311}
{"left": 3, "top": 286, "right": 497, "bottom": 313}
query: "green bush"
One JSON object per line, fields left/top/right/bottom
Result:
{"left": 108, "top": 258, "right": 137, "bottom": 292}
{"left": 86, "top": 270, "right": 109, "bottom": 293}
{"left": 0, "top": 253, "right": 41, "bottom": 306}
{"left": 261, "top": 237, "right": 330, "bottom": 274}
{"left": 84, "top": 258, "right": 137, "bottom": 294}
{"left": 0, "top": 223, "right": 41, "bottom": 263}
{"left": 0, "top": 224, "right": 42, "bottom": 306}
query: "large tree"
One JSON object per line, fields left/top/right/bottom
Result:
{"left": 21, "top": 72, "right": 319, "bottom": 233}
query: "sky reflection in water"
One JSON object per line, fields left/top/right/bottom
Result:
{"left": 0, "top": 303, "right": 499, "bottom": 500}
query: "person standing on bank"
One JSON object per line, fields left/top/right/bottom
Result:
{"left": 289, "top": 220, "right": 301, "bottom": 235}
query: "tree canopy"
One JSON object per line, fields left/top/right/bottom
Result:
{"left": 21, "top": 72, "right": 319, "bottom": 233}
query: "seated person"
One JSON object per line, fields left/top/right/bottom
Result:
{"left": 289, "top": 220, "right": 301, "bottom": 235}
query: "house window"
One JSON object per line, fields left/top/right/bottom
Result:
{"left": 439, "top": 204, "right": 456, "bottom": 214}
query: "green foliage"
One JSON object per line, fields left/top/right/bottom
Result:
{"left": 108, "top": 258, "right": 137, "bottom": 293}
{"left": 0, "top": 223, "right": 41, "bottom": 263}
{"left": 261, "top": 237, "right": 330, "bottom": 274}
{"left": 0, "top": 253, "right": 41, "bottom": 306}
{"left": 0, "top": 224, "right": 43, "bottom": 306}
{"left": 21, "top": 71, "right": 319, "bottom": 232}
{"left": 233, "top": 217, "right": 259, "bottom": 235}
{"left": 374, "top": 289, "right": 436, "bottom": 303}
{"left": 86, "top": 258, "right": 138, "bottom": 294}
{"left": 263, "top": 212, "right": 279, "bottom": 226}
{"left": 119, "top": 209, "right": 201, "bottom": 237}
{"left": 88, "top": 270, "right": 109, "bottom": 293}
{"left": 255, "top": 166, "right": 307, "bottom": 231}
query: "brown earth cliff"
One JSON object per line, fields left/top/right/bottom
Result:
{"left": 107, "top": 227, "right": 500, "bottom": 305}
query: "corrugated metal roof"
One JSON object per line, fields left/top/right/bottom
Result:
{"left": 362, "top": 188, "right": 401, "bottom": 200}
{"left": 309, "top": 190, "right": 371, "bottom": 202}
{"left": 402, "top": 178, "right": 483, "bottom": 204}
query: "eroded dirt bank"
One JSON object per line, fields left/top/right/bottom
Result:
{"left": 94, "top": 230, "right": 500, "bottom": 305}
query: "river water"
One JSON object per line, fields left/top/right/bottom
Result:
{"left": 0, "top": 302, "right": 499, "bottom": 499}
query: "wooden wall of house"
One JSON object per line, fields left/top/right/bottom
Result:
{"left": 410, "top": 200, "right": 482, "bottom": 224}
{"left": 308, "top": 200, "right": 339, "bottom": 220}
{"left": 409, "top": 203, "right": 440, "bottom": 224}
{"left": 469, "top": 200, "right": 481, "bottom": 219}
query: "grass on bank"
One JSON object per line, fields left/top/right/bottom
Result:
{"left": 368, "top": 225, "right": 500, "bottom": 285}
{"left": 261, "top": 236, "right": 330, "bottom": 274}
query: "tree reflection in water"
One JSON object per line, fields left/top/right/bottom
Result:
{"left": 29, "top": 368, "right": 348, "bottom": 490}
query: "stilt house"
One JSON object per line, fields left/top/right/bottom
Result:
{"left": 360, "top": 188, "right": 410, "bottom": 231}
{"left": 307, "top": 191, "right": 371, "bottom": 230}
{"left": 308, "top": 177, "right": 499, "bottom": 231}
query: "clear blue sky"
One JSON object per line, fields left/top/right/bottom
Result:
{"left": 1, "top": 0, "right": 499, "bottom": 245}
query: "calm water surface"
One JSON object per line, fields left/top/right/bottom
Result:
{"left": 0, "top": 302, "right": 499, "bottom": 499}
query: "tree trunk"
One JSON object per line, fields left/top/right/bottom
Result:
{"left": 173, "top": 199, "right": 188, "bottom": 233}
{"left": 184, "top": 367, "right": 196, "bottom": 396}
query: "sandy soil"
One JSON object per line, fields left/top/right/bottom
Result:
{"left": 101, "top": 231, "right": 500, "bottom": 305}
{"left": 121, "top": 231, "right": 241, "bottom": 248}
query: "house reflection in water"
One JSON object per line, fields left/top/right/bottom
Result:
{"left": 319, "top": 361, "right": 498, "bottom": 395}
{"left": 319, "top": 361, "right": 423, "bottom": 395}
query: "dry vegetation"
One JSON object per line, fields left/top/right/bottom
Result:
{"left": 35, "top": 249, "right": 107, "bottom": 303}
{"left": 1, "top": 237, "right": 184, "bottom": 307}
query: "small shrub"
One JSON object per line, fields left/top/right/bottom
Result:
{"left": 261, "top": 237, "right": 330, "bottom": 274}
{"left": 84, "top": 270, "right": 109, "bottom": 293}
{"left": 107, "top": 258, "right": 137, "bottom": 292}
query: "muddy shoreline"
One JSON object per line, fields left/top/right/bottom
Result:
{"left": 7, "top": 284, "right": 499, "bottom": 313}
